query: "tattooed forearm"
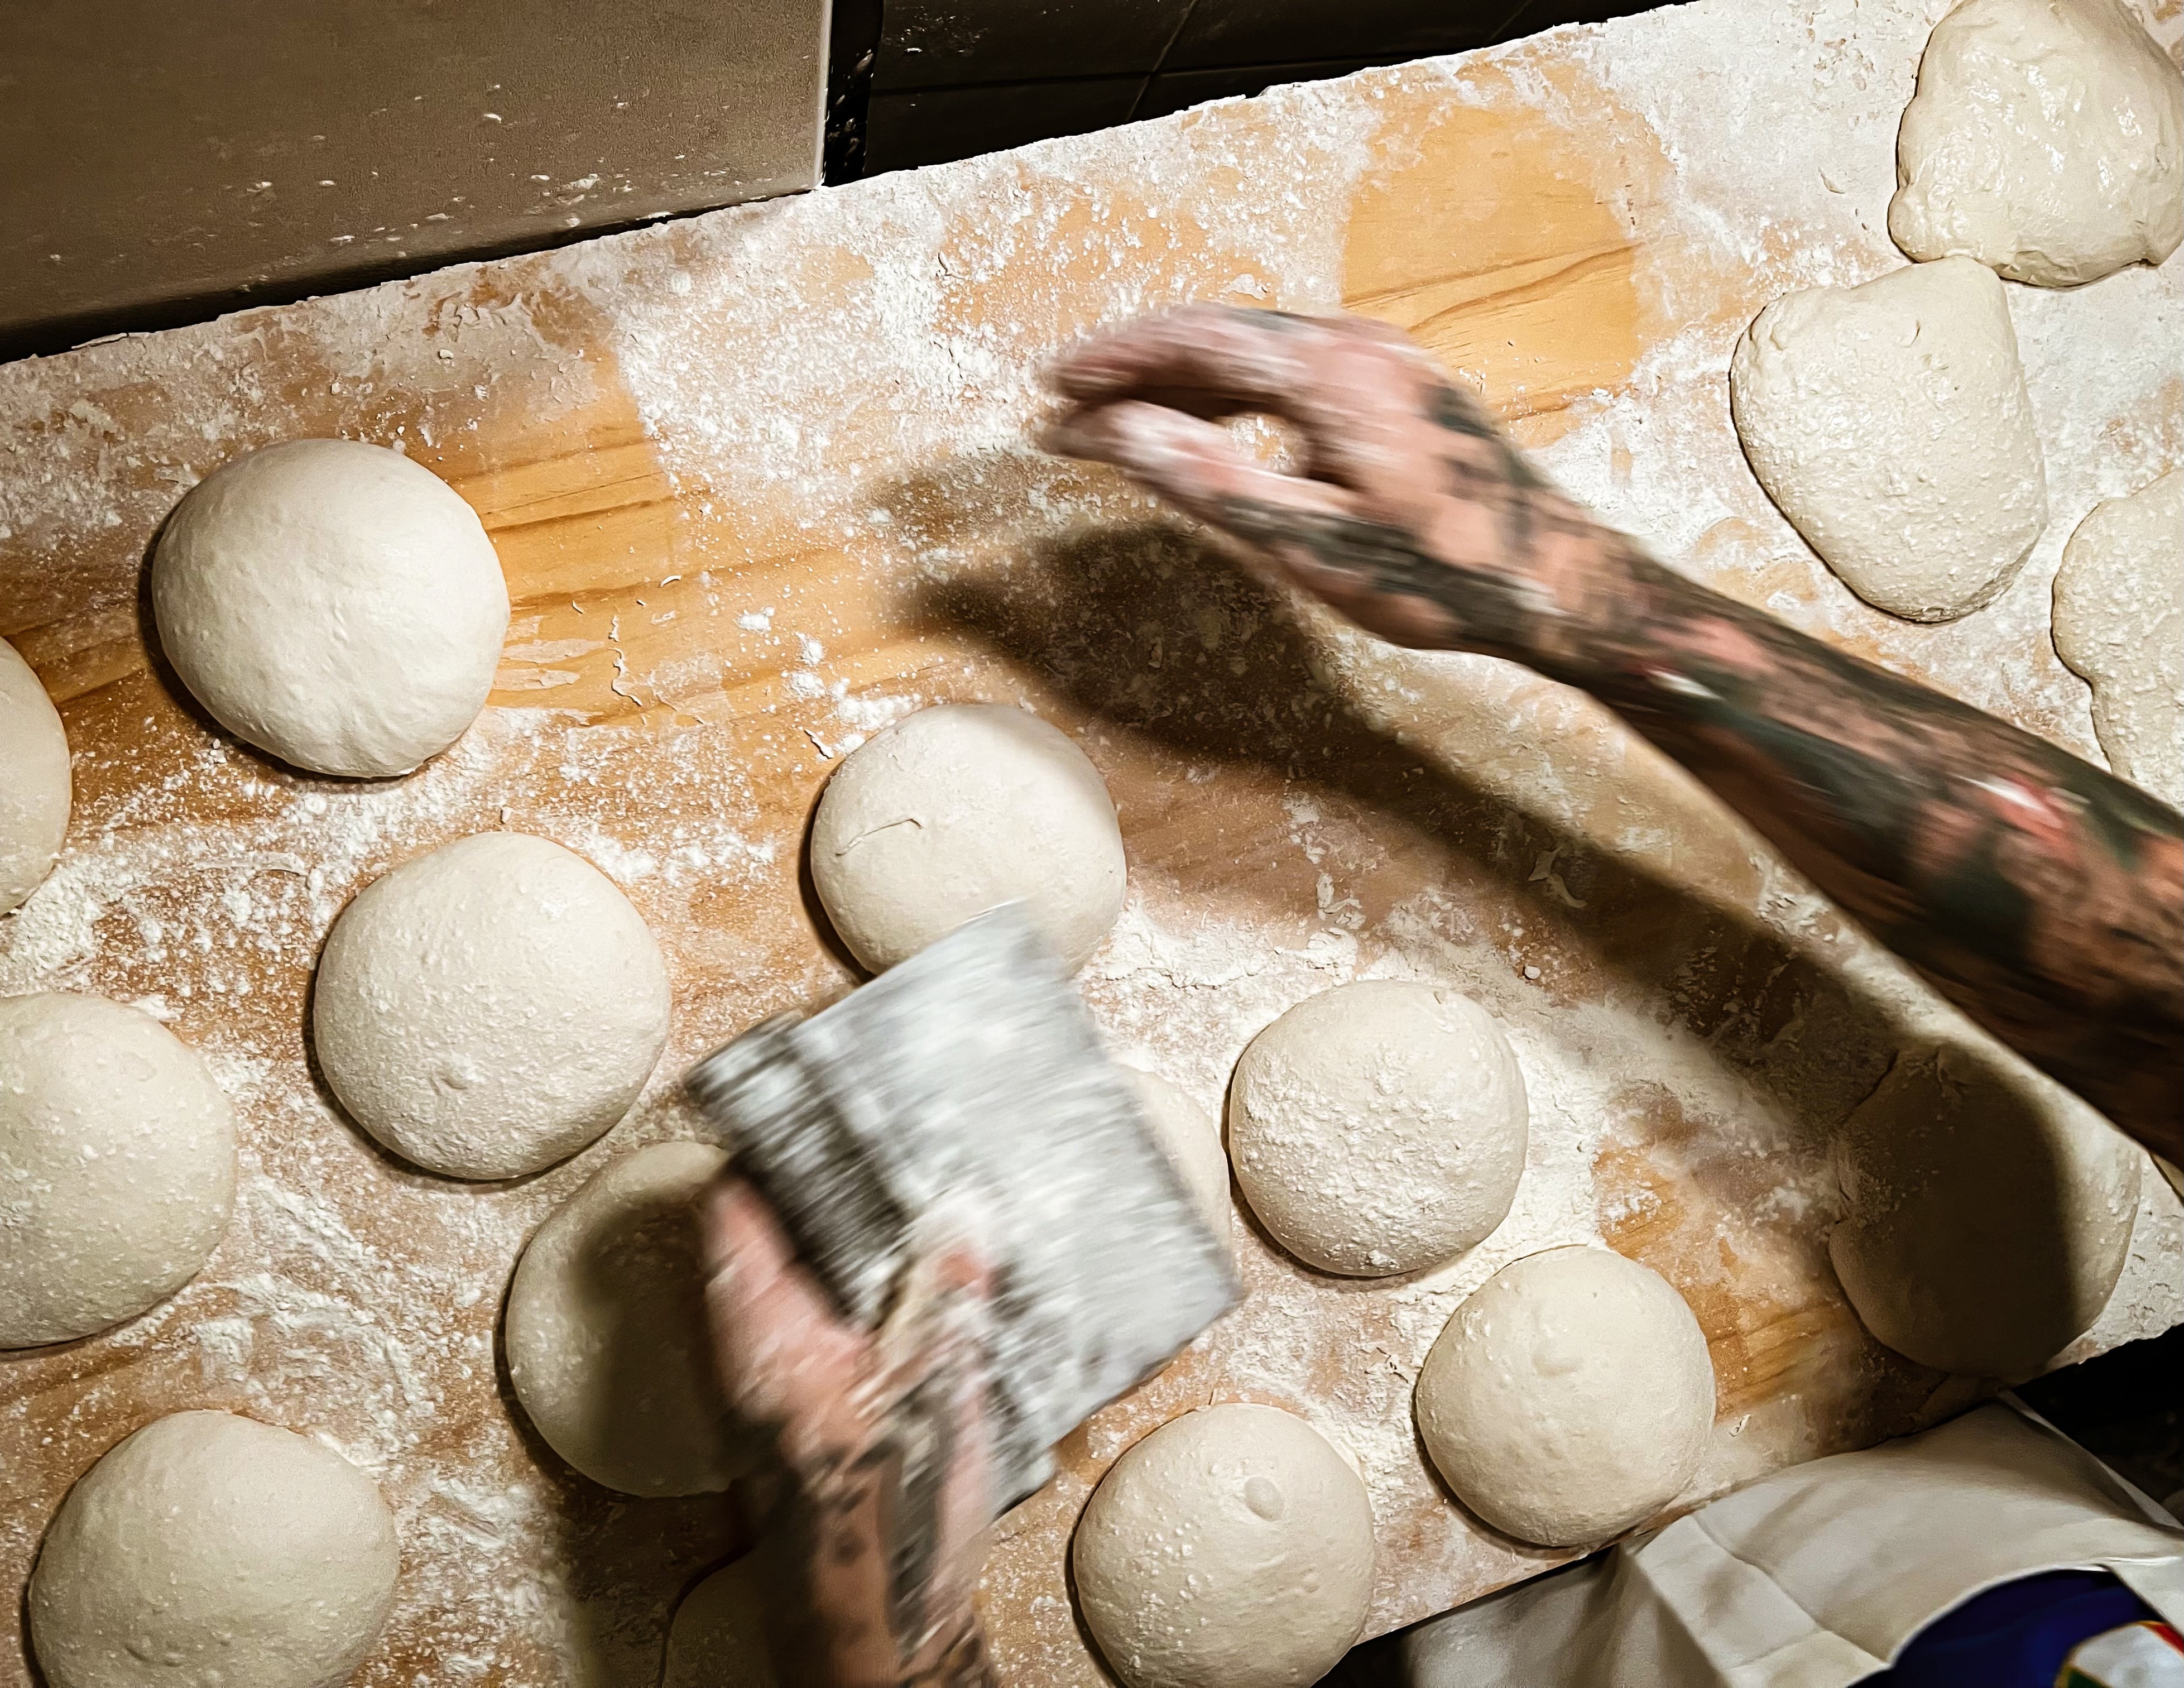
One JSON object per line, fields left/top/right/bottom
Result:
{"left": 1586, "top": 549, "right": 2184, "bottom": 1159}
{"left": 1043, "top": 305, "right": 2184, "bottom": 1158}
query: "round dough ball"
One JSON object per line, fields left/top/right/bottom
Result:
{"left": 1890, "top": 0, "right": 2183, "bottom": 287}
{"left": 810, "top": 703, "right": 1126, "bottom": 973}
{"left": 1729, "top": 257, "right": 2046, "bottom": 622}
{"left": 664, "top": 1555, "right": 780, "bottom": 1688}
{"left": 1, "top": 635, "right": 70, "bottom": 915}
{"left": 313, "top": 832, "right": 671, "bottom": 1180}
{"left": 0, "top": 993, "right": 237, "bottom": 1348}
{"left": 1414, "top": 1246, "right": 1715, "bottom": 1548}
{"left": 1124, "top": 1068, "right": 1231, "bottom": 1253}
{"left": 1829, "top": 1043, "right": 2140, "bottom": 1381}
{"left": 2053, "top": 468, "right": 2183, "bottom": 806}
{"left": 151, "top": 438, "right": 510, "bottom": 777}
{"left": 28, "top": 1409, "right": 400, "bottom": 1688}
{"left": 1226, "top": 981, "right": 1527, "bottom": 1277}
{"left": 505, "top": 1141, "right": 755, "bottom": 1496}
{"left": 1073, "top": 1403, "right": 1374, "bottom": 1688}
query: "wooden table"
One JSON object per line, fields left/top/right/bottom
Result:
{"left": 4, "top": 0, "right": 2179, "bottom": 1680}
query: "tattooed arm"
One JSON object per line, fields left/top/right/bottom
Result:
{"left": 1044, "top": 305, "right": 2183, "bottom": 1164}
{"left": 704, "top": 1179, "right": 999, "bottom": 1687}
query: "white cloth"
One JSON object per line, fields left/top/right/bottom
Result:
{"left": 1400, "top": 1401, "right": 2184, "bottom": 1687}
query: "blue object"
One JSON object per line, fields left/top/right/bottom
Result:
{"left": 1861, "top": 1569, "right": 2158, "bottom": 1687}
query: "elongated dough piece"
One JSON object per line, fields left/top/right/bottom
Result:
{"left": 1891, "top": 0, "right": 2183, "bottom": 287}
{"left": 2052, "top": 468, "right": 2183, "bottom": 805}
{"left": 1730, "top": 257, "right": 2046, "bottom": 622}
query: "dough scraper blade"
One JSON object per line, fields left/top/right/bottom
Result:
{"left": 684, "top": 903, "right": 1240, "bottom": 1510}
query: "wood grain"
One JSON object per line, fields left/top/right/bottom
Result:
{"left": 3, "top": 2, "right": 2178, "bottom": 1684}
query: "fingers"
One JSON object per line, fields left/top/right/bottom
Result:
{"left": 703, "top": 1177, "right": 865, "bottom": 1435}
{"left": 1043, "top": 397, "right": 1360, "bottom": 536}
{"left": 1045, "top": 304, "right": 1321, "bottom": 413}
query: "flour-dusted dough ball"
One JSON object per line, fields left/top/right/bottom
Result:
{"left": 1124, "top": 1068, "right": 1231, "bottom": 1252}
{"left": 0, "top": 993, "right": 237, "bottom": 1349}
{"left": 28, "top": 1410, "right": 400, "bottom": 1688}
{"left": 506, "top": 1141, "right": 754, "bottom": 1496}
{"left": 1073, "top": 1403, "right": 1374, "bottom": 1688}
{"left": 1227, "top": 981, "right": 1526, "bottom": 1277}
{"left": 1414, "top": 1246, "right": 1715, "bottom": 1548}
{"left": 1890, "top": 0, "right": 2183, "bottom": 287}
{"left": 1, "top": 636, "right": 70, "bottom": 915}
{"left": 2053, "top": 468, "right": 2183, "bottom": 805}
{"left": 810, "top": 703, "right": 1126, "bottom": 973}
{"left": 664, "top": 1555, "right": 781, "bottom": 1688}
{"left": 1729, "top": 257, "right": 2047, "bottom": 622}
{"left": 1830, "top": 1043, "right": 2140, "bottom": 1380}
{"left": 151, "top": 439, "right": 510, "bottom": 777}
{"left": 313, "top": 832, "right": 671, "bottom": 1180}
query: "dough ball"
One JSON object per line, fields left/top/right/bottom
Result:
{"left": 151, "top": 439, "right": 510, "bottom": 777}
{"left": 664, "top": 1555, "right": 780, "bottom": 1688}
{"left": 1414, "top": 1246, "right": 1715, "bottom": 1548}
{"left": 1729, "top": 257, "right": 2046, "bottom": 622}
{"left": 0, "top": 992, "right": 237, "bottom": 1348}
{"left": 1890, "top": 0, "right": 2183, "bottom": 287}
{"left": 0, "top": 635, "right": 69, "bottom": 915}
{"left": 1226, "top": 981, "right": 1527, "bottom": 1277}
{"left": 505, "top": 1141, "right": 755, "bottom": 1496}
{"left": 1073, "top": 1403, "right": 1375, "bottom": 1688}
{"left": 1828, "top": 1043, "right": 2140, "bottom": 1380}
{"left": 1124, "top": 1067, "right": 1231, "bottom": 1253}
{"left": 2053, "top": 468, "right": 2183, "bottom": 805}
{"left": 313, "top": 832, "right": 671, "bottom": 1181}
{"left": 810, "top": 703, "right": 1126, "bottom": 973}
{"left": 28, "top": 1409, "right": 400, "bottom": 1688}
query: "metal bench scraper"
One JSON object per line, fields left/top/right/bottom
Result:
{"left": 684, "top": 903, "right": 1240, "bottom": 1510}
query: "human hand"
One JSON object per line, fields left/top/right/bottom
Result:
{"left": 703, "top": 1177, "right": 999, "bottom": 1687}
{"left": 1042, "top": 304, "right": 1638, "bottom": 676}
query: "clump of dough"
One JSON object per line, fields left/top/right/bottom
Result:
{"left": 0, "top": 635, "right": 69, "bottom": 915}
{"left": 1890, "top": 0, "right": 2183, "bottom": 287}
{"left": 664, "top": 1554, "right": 781, "bottom": 1688}
{"left": 313, "top": 832, "right": 671, "bottom": 1181}
{"left": 1414, "top": 1246, "right": 1716, "bottom": 1547}
{"left": 152, "top": 438, "right": 510, "bottom": 777}
{"left": 1227, "top": 981, "right": 1527, "bottom": 1277}
{"left": 1073, "top": 1403, "right": 1375, "bottom": 1688}
{"left": 0, "top": 992, "right": 237, "bottom": 1349}
{"left": 810, "top": 703, "right": 1127, "bottom": 973}
{"left": 1829, "top": 1043, "right": 2141, "bottom": 1380}
{"left": 1122, "top": 1067, "right": 1232, "bottom": 1256}
{"left": 1729, "top": 257, "right": 2047, "bottom": 622}
{"left": 505, "top": 1141, "right": 757, "bottom": 1495}
{"left": 29, "top": 1410, "right": 400, "bottom": 1688}
{"left": 2052, "top": 468, "right": 2183, "bottom": 805}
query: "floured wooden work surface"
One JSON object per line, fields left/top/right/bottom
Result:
{"left": 2, "top": 0, "right": 2180, "bottom": 1680}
